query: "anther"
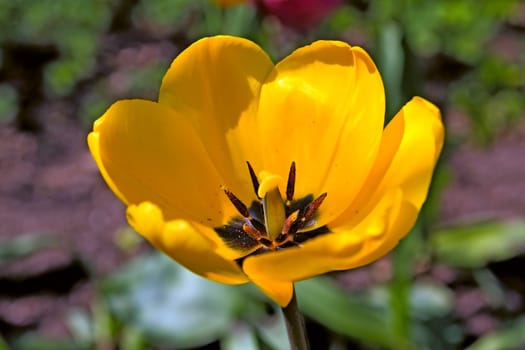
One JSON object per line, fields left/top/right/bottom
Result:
{"left": 222, "top": 187, "right": 250, "bottom": 218}
{"left": 275, "top": 232, "right": 292, "bottom": 244}
{"left": 286, "top": 161, "right": 296, "bottom": 202}
{"left": 242, "top": 223, "right": 264, "bottom": 240}
{"left": 301, "top": 193, "right": 327, "bottom": 223}
{"left": 250, "top": 218, "right": 267, "bottom": 233}
{"left": 246, "top": 161, "right": 261, "bottom": 199}
{"left": 282, "top": 210, "right": 300, "bottom": 235}
{"left": 217, "top": 162, "right": 331, "bottom": 254}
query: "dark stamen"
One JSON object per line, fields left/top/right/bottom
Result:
{"left": 301, "top": 193, "right": 327, "bottom": 223}
{"left": 246, "top": 161, "right": 260, "bottom": 199}
{"left": 222, "top": 187, "right": 250, "bottom": 217}
{"left": 250, "top": 218, "right": 267, "bottom": 233}
{"left": 217, "top": 162, "right": 331, "bottom": 256}
{"left": 259, "top": 237, "right": 273, "bottom": 247}
{"left": 275, "top": 233, "right": 289, "bottom": 244}
{"left": 282, "top": 210, "right": 299, "bottom": 235}
{"left": 274, "top": 210, "right": 299, "bottom": 244}
{"left": 286, "top": 161, "right": 296, "bottom": 202}
{"left": 242, "top": 223, "right": 264, "bottom": 240}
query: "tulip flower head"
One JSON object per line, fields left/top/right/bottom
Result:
{"left": 88, "top": 36, "right": 444, "bottom": 306}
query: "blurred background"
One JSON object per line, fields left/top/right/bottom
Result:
{"left": 1, "top": 0, "right": 525, "bottom": 349}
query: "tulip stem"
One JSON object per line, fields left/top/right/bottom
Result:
{"left": 282, "top": 289, "right": 310, "bottom": 350}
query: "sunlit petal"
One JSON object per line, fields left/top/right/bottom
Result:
{"left": 88, "top": 99, "right": 247, "bottom": 259}
{"left": 332, "top": 97, "right": 444, "bottom": 228}
{"left": 250, "top": 277, "right": 294, "bottom": 307}
{"left": 242, "top": 228, "right": 363, "bottom": 282}
{"left": 256, "top": 41, "right": 385, "bottom": 227}
{"left": 329, "top": 96, "right": 444, "bottom": 269}
{"left": 159, "top": 36, "right": 275, "bottom": 203}
{"left": 89, "top": 35, "right": 444, "bottom": 306}
{"left": 89, "top": 100, "right": 231, "bottom": 223}
{"left": 243, "top": 97, "right": 443, "bottom": 281}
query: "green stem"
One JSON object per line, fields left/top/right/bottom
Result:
{"left": 281, "top": 288, "right": 310, "bottom": 350}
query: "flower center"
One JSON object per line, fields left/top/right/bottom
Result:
{"left": 215, "top": 162, "right": 330, "bottom": 256}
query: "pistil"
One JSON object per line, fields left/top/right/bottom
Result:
{"left": 263, "top": 187, "right": 286, "bottom": 240}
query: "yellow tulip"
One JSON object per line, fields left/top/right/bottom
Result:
{"left": 88, "top": 36, "right": 444, "bottom": 306}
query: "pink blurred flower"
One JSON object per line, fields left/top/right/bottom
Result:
{"left": 256, "top": 0, "right": 342, "bottom": 29}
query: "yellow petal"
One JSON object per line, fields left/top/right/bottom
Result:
{"left": 242, "top": 188, "right": 414, "bottom": 282}
{"left": 283, "top": 189, "right": 419, "bottom": 273}
{"left": 127, "top": 202, "right": 249, "bottom": 285}
{"left": 242, "top": 97, "right": 443, "bottom": 281}
{"left": 159, "top": 36, "right": 274, "bottom": 203}
{"left": 327, "top": 96, "right": 444, "bottom": 269}
{"left": 332, "top": 192, "right": 420, "bottom": 270}
{"left": 332, "top": 96, "right": 444, "bottom": 228}
{"left": 250, "top": 277, "right": 294, "bottom": 307}
{"left": 88, "top": 130, "right": 128, "bottom": 205}
{"left": 88, "top": 99, "right": 247, "bottom": 259}
{"left": 257, "top": 41, "right": 385, "bottom": 226}
{"left": 242, "top": 228, "right": 363, "bottom": 282}
{"left": 89, "top": 99, "right": 232, "bottom": 224}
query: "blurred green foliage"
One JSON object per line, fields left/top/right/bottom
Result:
{"left": 0, "top": 0, "right": 112, "bottom": 96}
{"left": 466, "top": 316, "right": 525, "bottom": 350}
{"left": 0, "top": 83, "right": 17, "bottom": 123}
{"left": 432, "top": 219, "right": 525, "bottom": 268}
{"left": 1, "top": 0, "right": 523, "bottom": 140}
{"left": 1, "top": 0, "right": 525, "bottom": 349}
{"left": 0, "top": 233, "right": 58, "bottom": 265}
{"left": 356, "top": 0, "right": 524, "bottom": 138}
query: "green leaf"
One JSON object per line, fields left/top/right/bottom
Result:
{"left": 254, "top": 311, "right": 290, "bottom": 350}
{"left": 0, "top": 335, "right": 7, "bottom": 350}
{"left": 120, "top": 326, "right": 147, "bottom": 350}
{"left": 0, "top": 84, "right": 17, "bottom": 124}
{"left": 222, "top": 4, "right": 256, "bottom": 37}
{"left": 296, "top": 277, "right": 391, "bottom": 347}
{"left": 0, "top": 233, "right": 58, "bottom": 265}
{"left": 410, "top": 280, "right": 454, "bottom": 319}
{"left": 221, "top": 324, "right": 260, "bottom": 350}
{"left": 390, "top": 228, "right": 424, "bottom": 347}
{"left": 67, "top": 308, "right": 94, "bottom": 346}
{"left": 91, "top": 298, "right": 116, "bottom": 346}
{"left": 102, "top": 252, "right": 245, "bottom": 348}
{"left": 466, "top": 316, "right": 525, "bottom": 350}
{"left": 431, "top": 219, "right": 525, "bottom": 268}
{"left": 375, "top": 20, "right": 404, "bottom": 119}
{"left": 11, "top": 334, "right": 88, "bottom": 350}
{"left": 132, "top": 0, "right": 195, "bottom": 36}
